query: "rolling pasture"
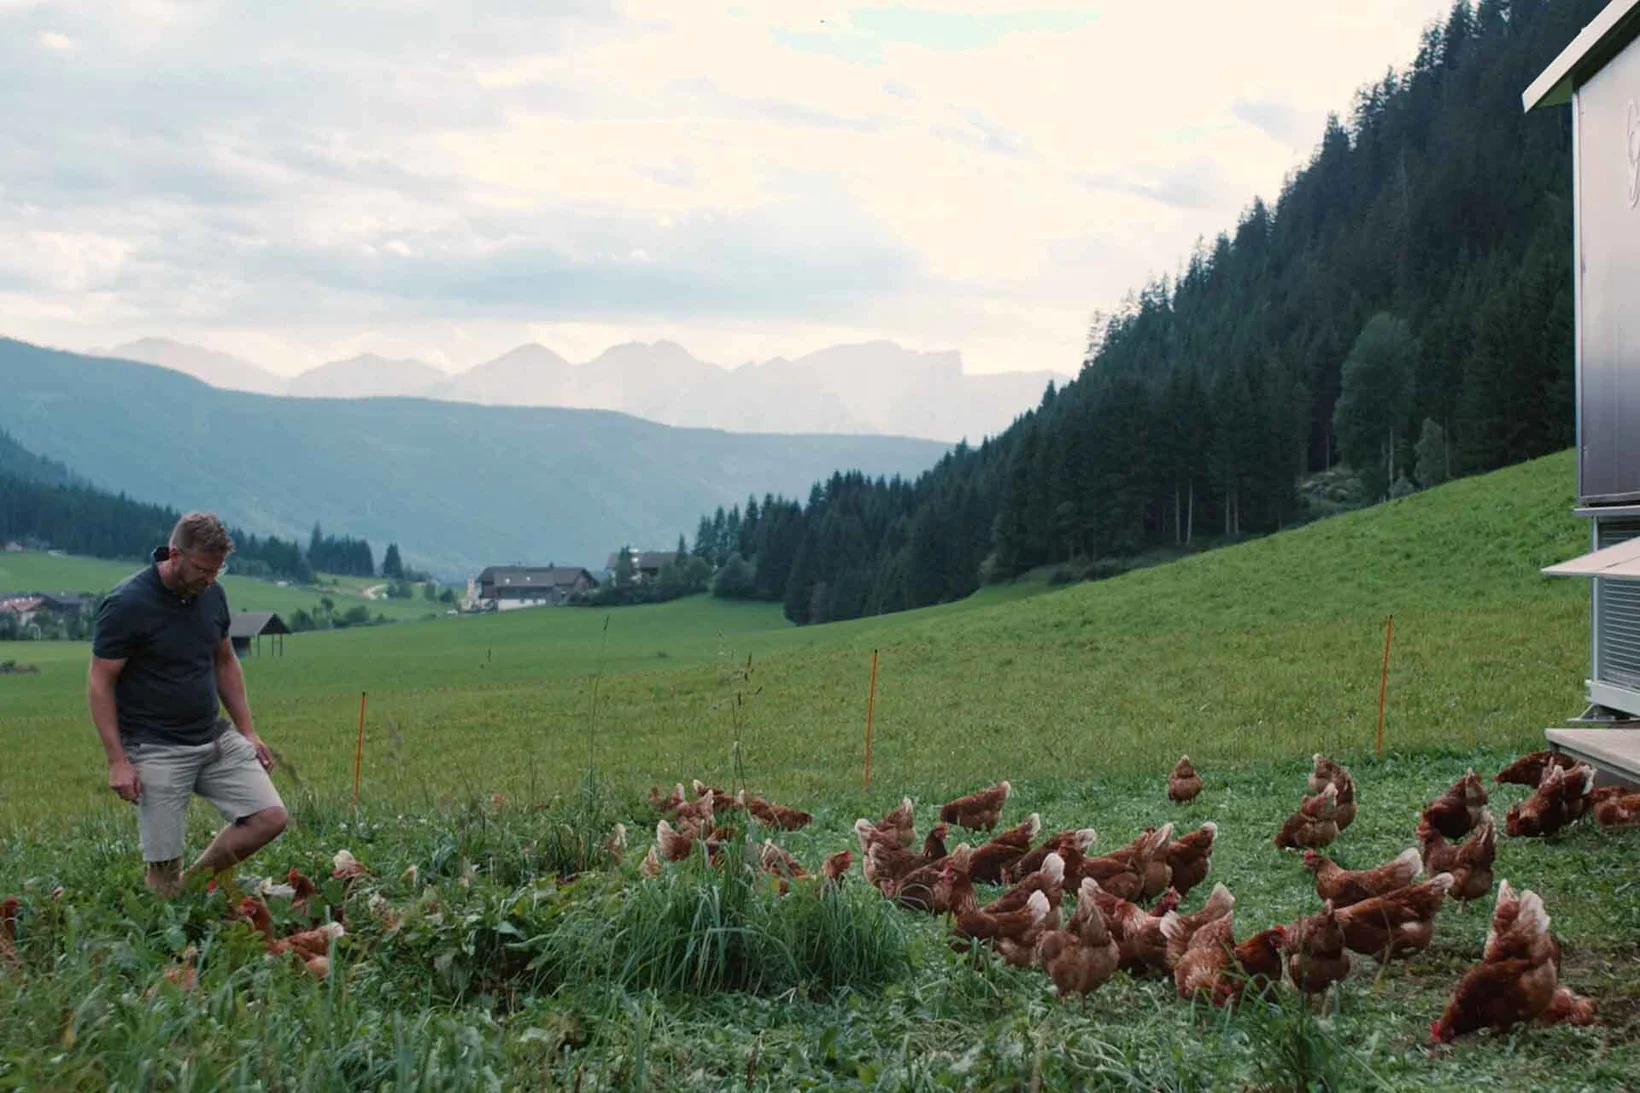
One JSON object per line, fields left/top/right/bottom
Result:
{"left": 0, "top": 551, "right": 442, "bottom": 624}
{"left": 2, "top": 449, "right": 1637, "bottom": 1089}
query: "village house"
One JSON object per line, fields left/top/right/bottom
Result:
{"left": 469, "top": 565, "right": 599, "bottom": 610}
{"left": 0, "top": 591, "right": 86, "bottom": 627}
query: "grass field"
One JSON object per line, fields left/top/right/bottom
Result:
{"left": 0, "top": 551, "right": 444, "bottom": 623}
{"left": 0, "top": 449, "right": 1594, "bottom": 827}
{"left": 3, "top": 448, "right": 1636, "bottom": 1089}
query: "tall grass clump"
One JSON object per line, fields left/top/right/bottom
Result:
{"left": 1241, "top": 995, "right": 1384, "bottom": 1093}
{"left": 763, "top": 876, "right": 911, "bottom": 992}
{"left": 529, "top": 769, "right": 627, "bottom": 880}
{"left": 533, "top": 843, "right": 910, "bottom": 997}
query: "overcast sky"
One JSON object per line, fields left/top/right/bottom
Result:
{"left": 0, "top": 1, "right": 1456, "bottom": 377}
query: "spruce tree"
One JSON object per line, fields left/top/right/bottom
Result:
{"left": 1333, "top": 313, "right": 1418, "bottom": 499}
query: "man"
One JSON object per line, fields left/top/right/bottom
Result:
{"left": 87, "top": 512, "right": 287, "bottom": 896}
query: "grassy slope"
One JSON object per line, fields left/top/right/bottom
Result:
{"left": 0, "top": 450, "right": 1593, "bottom": 824}
{"left": 0, "top": 551, "right": 441, "bottom": 622}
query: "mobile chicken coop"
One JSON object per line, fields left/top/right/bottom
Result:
{"left": 1527, "top": 0, "right": 1640, "bottom": 778}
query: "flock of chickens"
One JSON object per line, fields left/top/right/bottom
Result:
{"left": 643, "top": 748, "right": 1639, "bottom": 1044}
{"left": 2, "top": 748, "right": 1636, "bottom": 1049}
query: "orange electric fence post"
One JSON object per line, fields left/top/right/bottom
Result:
{"left": 352, "top": 691, "right": 367, "bottom": 808}
{"left": 864, "top": 649, "right": 879, "bottom": 791}
{"left": 1376, "top": 616, "right": 1395, "bottom": 759}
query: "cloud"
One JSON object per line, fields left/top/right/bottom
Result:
{"left": 1231, "top": 97, "right": 1320, "bottom": 149}
{"left": 245, "top": 199, "right": 921, "bottom": 320}
{"left": 1078, "top": 159, "right": 1232, "bottom": 211}
{"left": 0, "top": 229, "right": 129, "bottom": 291}
{"left": 0, "top": 0, "right": 1456, "bottom": 380}
{"left": 775, "top": 7, "right": 1098, "bottom": 63}
{"left": 932, "top": 110, "right": 1033, "bottom": 156}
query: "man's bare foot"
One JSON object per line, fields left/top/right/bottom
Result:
{"left": 145, "top": 859, "right": 182, "bottom": 899}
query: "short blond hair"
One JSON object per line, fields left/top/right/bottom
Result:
{"left": 170, "top": 512, "right": 234, "bottom": 556}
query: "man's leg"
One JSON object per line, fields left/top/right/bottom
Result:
{"left": 190, "top": 805, "right": 288, "bottom": 877}
{"left": 192, "top": 731, "right": 287, "bottom": 881}
{"left": 130, "top": 743, "right": 199, "bottom": 899}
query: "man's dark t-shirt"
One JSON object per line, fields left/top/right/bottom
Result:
{"left": 92, "top": 547, "right": 232, "bottom": 747}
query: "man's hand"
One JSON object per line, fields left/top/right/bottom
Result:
{"left": 243, "top": 732, "right": 274, "bottom": 772}
{"left": 108, "top": 757, "right": 141, "bottom": 803}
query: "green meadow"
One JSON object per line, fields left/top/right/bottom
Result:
{"left": 0, "top": 449, "right": 1593, "bottom": 827}
{"left": 4, "top": 448, "right": 1638, "bottom": 1090}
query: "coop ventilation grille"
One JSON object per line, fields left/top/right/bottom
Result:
{"left": 1596, "top": 519, "right": 1640, "bottom": 691}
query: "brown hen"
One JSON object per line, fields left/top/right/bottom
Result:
{"left": 1417, "top": 818, "right": 1495, "bottom": 902}
{"left": 1301, "top": 847, "right": 1421, "bottom": 907}
{"left": 1153, "top": 822, "right": 1214, "bottom": 898}
{"left": 939, "top": 781, "right": 1011, "bottom": 831}
{"left": 1286, "top": 900, "right": 1352, "bottom": 996}
{"left": 1494, "top": 750, "right": 1576, "bottom": 787}
{"left": 1422, "top": 770, "right": 1487, "bottom": 840}
{"left": 1274, "top": 783, "right": 1339, "bottom": 850}
{"left": 1168, "top": 756, "right": 1203, "bottom": 803}
{"left": 1334, "top": 873, "right": 1453, "bottom": 962}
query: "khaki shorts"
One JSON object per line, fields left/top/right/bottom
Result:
{"left": 127, "top": 730, "right": 285, "bottom": 863}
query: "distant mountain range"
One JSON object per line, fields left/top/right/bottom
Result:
{"left": 99, "top": 337, "right": 1068, "bottom": 444}
{"left": 0, "top": 338, "right": 950, "bottom": 577}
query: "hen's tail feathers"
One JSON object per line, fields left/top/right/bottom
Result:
{"left": 1395, "top": 847, "right": 1424, "bottom": 878}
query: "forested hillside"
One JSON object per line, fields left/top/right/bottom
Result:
{"left": 0, "top": 435, "right": 379, "bottom": 585}
{"left": 0, "top": 429, "right": 80, "bottom": 489}
{"left": 700, "top": 0, "right": 1595, "bottom": 624}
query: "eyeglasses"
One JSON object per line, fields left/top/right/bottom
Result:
{"left": 177, "top": 552, "right": 229, "bottom": 578}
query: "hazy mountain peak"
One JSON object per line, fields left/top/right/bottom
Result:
{"left": 481, "top": 342, "right": 572, "bottom": 369}
{"left": 591, "top": 339, "right": 714, "bottom": 368}
{"left": 328, "top": 352, "right": 441, "bottom": 370}
{"left": 288, "top": 352, "right": 447, "bottom": 398}
{"left": 101, "top": 337, "right": 287, "bottom": 395}
{"left": 117, "top": 336, "right": 194, "bottom": 354}
{"left": 790, "top": 341, "right": 963, "bottom": 377}
{"left": 442, "top": 343, "right": 576, "bottom": 405}
{"left": 89, "top": 332, "right": 1069, "bottom": 443}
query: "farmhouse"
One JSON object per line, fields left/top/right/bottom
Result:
{"left": 1528, "top": 0, "right": 1640, "bottom": 780}
{"left": 230, "top": 611, "right": 289, "bottom": 657}
{"left": 0, "top": 591, "right": 85, "bottom": 626}
{"left": 472, "top": 565, "right": 598, "bottom": 609}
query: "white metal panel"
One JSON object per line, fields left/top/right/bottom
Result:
{"left": 1588, "top": 679, "right": 1640, "bottom": 718}
{"left": 1573, "top": 43, "right": 1640, "bottom": 502}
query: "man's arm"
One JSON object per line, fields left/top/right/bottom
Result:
{"left": 215, "top": 638, "right": 272, "bottom": 770}
{"left": 88, "top": 656, "right": 140, "bottom": 802}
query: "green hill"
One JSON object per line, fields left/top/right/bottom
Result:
{"left": 0, "top": 448, "right": 1590, "bottom": 824}
{"left": 0, "top": 338, "right": 950, "bottom": 578}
